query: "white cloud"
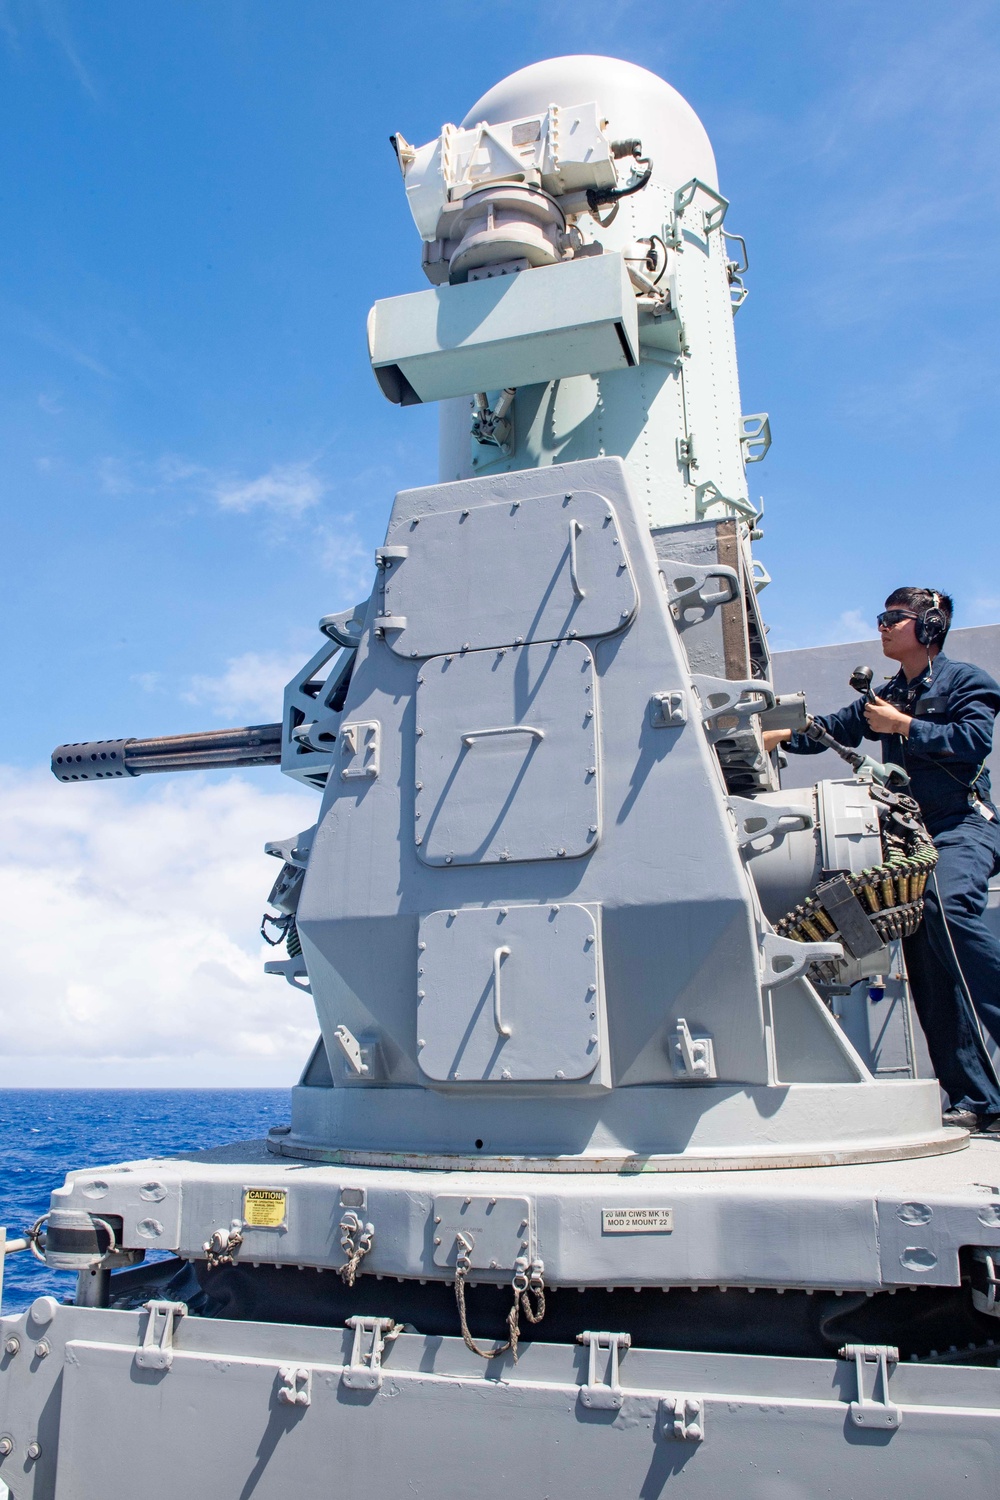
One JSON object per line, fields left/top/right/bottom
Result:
{"left": 214, "top": 462, "right": 326, "bottom": 516}
{"left": 967, "top": 597, "right": 1000, "bottom": 627}
{"left": 0, "top": 768, "right": 319, "bottom": 1085}
{"left": 184, "top": 650, "right": 304, "bottom": 719}
{"left": 96, "top": 454, "right": 328, "bottom": 519}
{"left": 768, "top": 607, "right": 875, "bottom": 655}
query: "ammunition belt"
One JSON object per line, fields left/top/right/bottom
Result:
{"left": 773, "top": 839, "right": 938, "bottom": 982}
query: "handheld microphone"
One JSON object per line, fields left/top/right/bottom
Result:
{"left": 850, "top": 665, "right": 875, "bottom": 702}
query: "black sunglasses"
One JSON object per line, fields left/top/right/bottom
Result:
{"left": 877, "top": 609, "right": 918, "bottom": 630}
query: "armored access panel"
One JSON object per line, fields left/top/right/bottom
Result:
{"left": 414, "top": 642, "right": 600, "bottom": 866}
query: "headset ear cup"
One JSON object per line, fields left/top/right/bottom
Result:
{"left": 918, "top": 608, "right": 946, "bottom": 646}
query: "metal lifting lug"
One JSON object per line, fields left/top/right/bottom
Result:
{"left": 759, "top": 931, "right": 842, "bottom": 990}
{"left": 277, "top": 1365, "right": 312, "bottom": 1407}
{"left": 134, "top": 1300, "right": 187, "bottom": 1372}
{"left": 576, "top": 1330, "right": 630, "bottom": 1409}
{"left": 839, "top": 1344, "right": 902, "bottom": 1431}
{"left": 342, "top": 1315, "right": 399, "bottom": 1391}
{"left": 648, "top": 690, "right": 687, "bottom": 729}
{"left": 690, "top": 675, "right": 775, "bottom": 729}
{"left": 660, "top": 561, "right": 740, "bottom": 619}
{"left": 728, "top": 795, "right": 813, "bottom": 850}
{"left": 661, "top": 1394, "right": 705, "bottom": 1442}
{"left": 671, "top": 1018, "right": 716, "bottom": 1081}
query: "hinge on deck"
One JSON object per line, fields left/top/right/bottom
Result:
{"left": 840, "top": 1343, "right": 901, "bottom": 1430}
{"left": 342, "top": 1315, "right": 399, "bottom": 1391}
{"left": 576, "top": 1330, "right": 631, "bottom": 1409}
{"left": 134, "top": 1300, "right": 187, "bottom": 1371}
{"left": 660, "top": 1394, "right": 705, "bottom": 1442}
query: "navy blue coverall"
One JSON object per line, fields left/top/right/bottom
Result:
{"left": 785, "top": 653, "right": 1000, "bottom": 1118}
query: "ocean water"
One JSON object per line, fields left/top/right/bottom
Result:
{"left": 0, "top": 1089, "right": 289, "bottom": 1312}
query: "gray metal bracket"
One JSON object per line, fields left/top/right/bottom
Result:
{"left": 671, "top": 1019, "right": 717, "bottom": 1081}
{"left": 728, "top": 796, "right": 812, "bottom": 850}
{"left": 338, "top": 720, "right": 380, "bottom": 780}
{"left": 649, "top": 691, "right": 687, "bottom": 729}
{"left": 319, "top": 601, "right": 368, "bottom": 649}
{"left": 665, "top": 177, "right": 729, "bottom": 246}
{"left": 342, "top": 1316, "right": 398, "bottom": 1392}
{"left": 759, "top": 932, "right": 842, "bottom": 990}
{"left": 691, "top": 675, "right": 775, "bottom": 730}
{"left": 263, "top": 956, "right": 311, "bottom": 993}
{"left": 660, "top": 1394, "right": 705, "bottom": 1442}
{"left": 577, "top": 1330, "right": 631, "bottom": 1409}
{"left": 840, "top": 1344, "right": 901, "bottom": 1431}
{"left": 739, "top": 412, "right": 771, "bottom": 465}
{"left": 331, "top": 1025, "right": 380, "bottom": 1080}
{"left": 277, "top": 1365, "right": 312, "bottom": 1407}
{"left": 134, "top": 1300, "right": 186, "bottom": 1372}
{"left": 693, "top": 479, "right": 759, "bottom": 522}
{"left": 972, "top": 1248, "right": 1000, "bottom": 1318}
{"left": 375, "top": 546, "right": 410, "bottom": 637}
{"left": 660, "top": 560, "right": 740, "bottom": 620}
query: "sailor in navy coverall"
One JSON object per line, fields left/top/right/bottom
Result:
{"left": 766, "top": 589, "right": 1000, "bottom": 1130}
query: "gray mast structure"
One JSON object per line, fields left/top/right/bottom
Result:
{"left": 5, "top": 54, "right": 1000, "bottom": 1500}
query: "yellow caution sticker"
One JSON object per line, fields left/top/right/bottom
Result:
{"left": 242, "top": 1187, "right": 288, "bottom": 1229}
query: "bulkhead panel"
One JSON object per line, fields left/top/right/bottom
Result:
{"left": 415, "top": 640, "right": 600, "bottom": 866}
{"left": 380, "top": 489, "right": 637, "bottom": 657}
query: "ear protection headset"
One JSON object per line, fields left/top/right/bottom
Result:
{"left": 915, "top": 590, "right": 948, "bottom": 647}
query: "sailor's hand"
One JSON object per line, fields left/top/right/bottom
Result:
{"left": 762, "top": 729, "right": 793, "bottom": 753}
{"left": 864, "top": 696, "right": 911, "bottom": 736}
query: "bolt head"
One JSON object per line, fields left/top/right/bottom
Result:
{"left": 3, "top": 1337, "right": 20, "bottom": 1356}
{"left": 34, "top": 1342, "right": 50, "bottom": 1360}
{"left": 26, "top": 1441, "right": 41, "bottom": 1461}
{"left": 0, "top": 1436, "right": 12, "bottom": 1457}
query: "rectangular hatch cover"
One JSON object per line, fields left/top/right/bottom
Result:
{"left": 417, "top": 903, "right": 601, "bottom": 1083}
{"left": 415, "top": 640, "right": 599, "bottom": 866}
{"left": 380, "top": 490, "right": 637, "bottom": 658}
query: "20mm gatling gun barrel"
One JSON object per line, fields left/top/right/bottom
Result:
{"left": 51, "top": 723, "right": 282, "bottom": 781}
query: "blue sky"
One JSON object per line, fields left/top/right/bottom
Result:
{"left": 2, "top": 0, "right": 999, "bottom": 1083}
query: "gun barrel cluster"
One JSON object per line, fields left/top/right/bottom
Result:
{"left": 51, "top": 723, "right": 282, "bottom": 781}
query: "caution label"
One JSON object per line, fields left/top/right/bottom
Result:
{"left": 602, "top": 1207, "right": 673, "bottom": 1234}
{"left": 243, "top": 1187, "right": 288, "bottom": 1229}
